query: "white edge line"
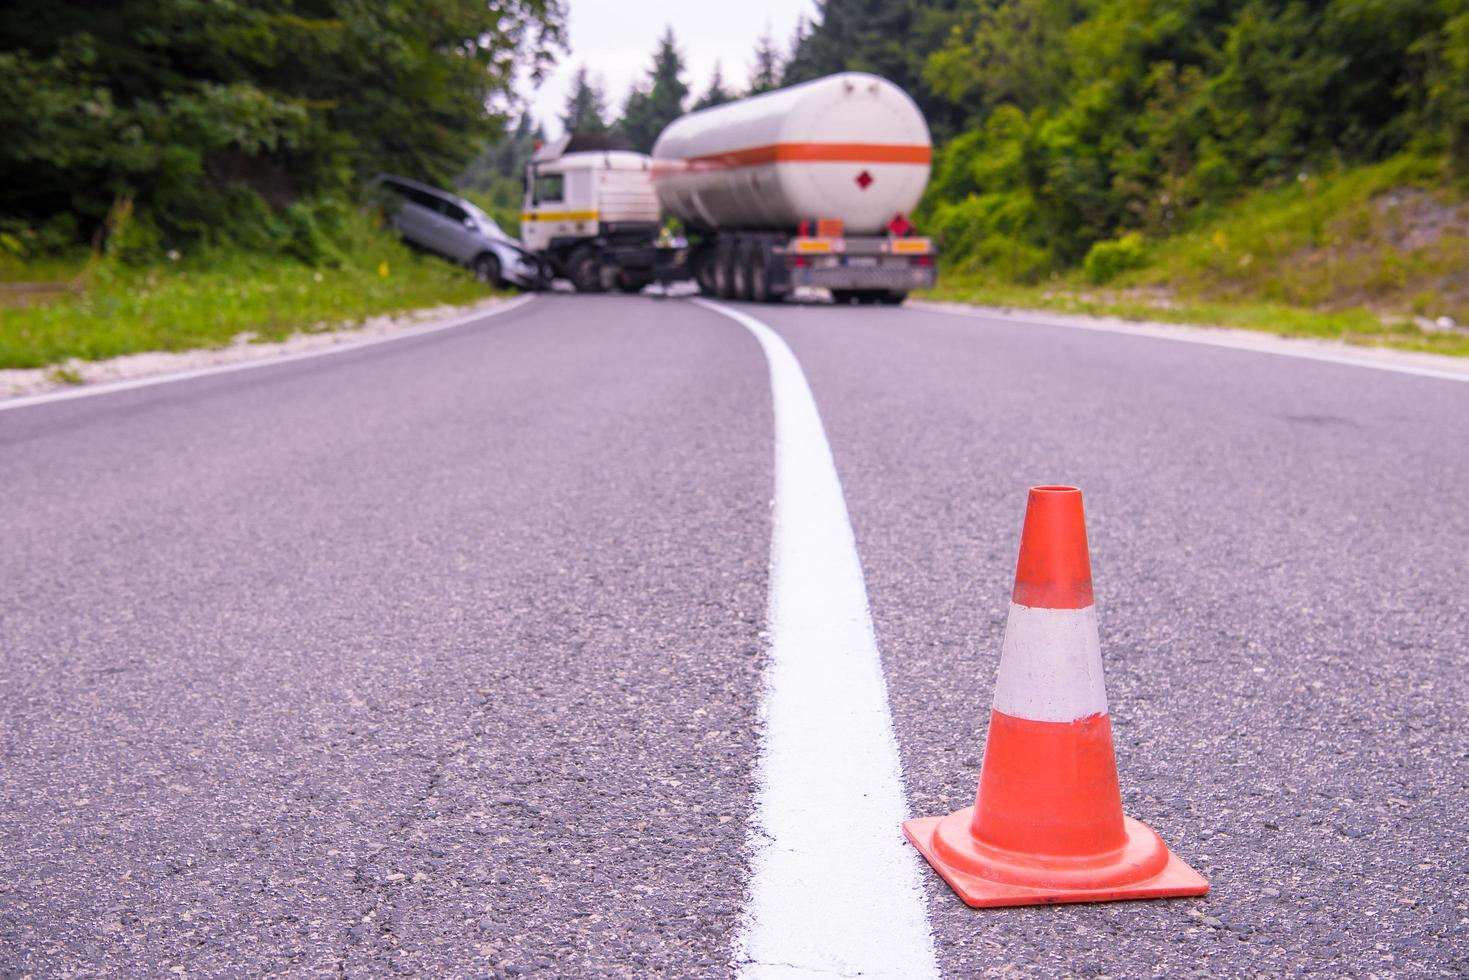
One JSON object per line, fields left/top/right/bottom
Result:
{"left": 693, "top": 298, "right": 940, "bottom": 980}
{"left": 0, "top": 294, "right": 538, "bottom": 413}
{"left": 909, "top": 300, "right": 1469, "bottom": 383}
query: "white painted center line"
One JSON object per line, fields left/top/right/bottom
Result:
{"left": 695, "top": 299, "right": 940, "bottom": 980}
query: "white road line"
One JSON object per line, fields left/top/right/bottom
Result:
{"left": 694, "top": 298, "right": 940, "bottom": 980}
{"left": 908, "top": 301, "right": 1469, "bottom": 383}
{"left": 0, "top": 294, "right": 538, "bottom": 413}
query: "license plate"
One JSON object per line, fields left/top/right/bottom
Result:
{"left": 846, "top": 256, "right": 878, "bottom": 267}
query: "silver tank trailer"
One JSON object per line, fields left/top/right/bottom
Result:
{"left": 651, "top": 72, "right": 932, "bottom": 235}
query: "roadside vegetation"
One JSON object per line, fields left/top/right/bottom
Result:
{"left": 922, "top": 153, "right": 1469, "bottom": 355}
{"left": 0, "top": 1, "right": 564, "bottom": 370}
{"left": 0, "top": 216, "right": 491, "bottom": 371}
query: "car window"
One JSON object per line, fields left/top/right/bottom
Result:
{"left": 462, "top": 202, "right": 503, "bottom": 238}
{"left": 437, "top": 199, "right": 468, "bottom": 223}
{"left": 535, "top": 172, "right": 564, "bottom": 204}
{"left": 406, "top": 188, "right": 441, "bottom": 211}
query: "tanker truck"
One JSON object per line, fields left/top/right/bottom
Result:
{"left": 519, "top": 72, "right": 937, "bottom": 303}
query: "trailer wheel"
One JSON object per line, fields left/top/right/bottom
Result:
{"left": 694, "top": 249, "right": 717, "bottom": 295}
{"left": 568, "top": 247, "right": 605, "bottom": 293}
{"left": 747, "top": 245, "right": 772, "bottom": 303}
{"left": 831, "top": 289, "right": 859, "bottom": 304}
{"left": 879, "top": 291, "right": 907, "bottom": 305}
{"left": 713, "top": 242, "right": 736, "bottom": 299}
{"left": 731, "top": 242, "right": 752, "bottom": 301}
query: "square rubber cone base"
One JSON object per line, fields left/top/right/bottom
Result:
{"left": 903, "top": 815, "right": 1210, "bottom": 908}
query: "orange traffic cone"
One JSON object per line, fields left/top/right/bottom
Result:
{"left": 903, "top": 486, "right": 1209, "bottom": 907}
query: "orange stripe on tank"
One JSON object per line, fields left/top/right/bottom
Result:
{"left": 652, "top": 142, "right": 931, "bottom": 176}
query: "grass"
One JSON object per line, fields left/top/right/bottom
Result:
{"left": 920, "top": 277, "right": 1469, "bottom": 356}
{"left": 920, "top": 154, "right": 1469, "bottom": 356}
{"left": 0, "top": 231, "right": 500, "bottom": 370}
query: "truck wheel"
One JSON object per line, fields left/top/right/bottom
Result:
{"left": 568, "top": 247, "right": 604, "bottom": 293}
{"left": 713, "top": 243, "right": 736, "bottom": 299}
{"left": 731, "top": 243, "right": 752, "bottom": 301}
{"left": 695, "top": 250, "right": 717, "bottom": 295}
{"left": 616, "top": 275, "right": 650, "bottom": 294}
{"left": 747, "top": 245, "right": 771, "bottom": 303}
{"left": 472, "top": 253, "right": 503, "bottom": 287}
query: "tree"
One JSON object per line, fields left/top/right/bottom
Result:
{"left": 618, "top": 28, "right": 690, "bottom": 152}
{"left": 458, "top": 112, "right": 545, "bottom": 231}
{"left": 748, "top": 29, "right": 784, "bottom": 95}
{"left": 785, "top": 0, "right": 963, "bottom": 133}
{"left": 562, "top": 65, "right": 610, "bottom": 137}
{"left": 693, "top": 61, "right": 735, "bottom": 111}
{"left": 0, "top": 0, "right": 568, "bottom": 246}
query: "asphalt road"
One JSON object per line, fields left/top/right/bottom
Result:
{"left": 3, "top": 294, "right": 1466, "bottom": 976}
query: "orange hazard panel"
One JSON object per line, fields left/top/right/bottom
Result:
{"left": 816, "top": 218, "right": 845, "bottom": 238}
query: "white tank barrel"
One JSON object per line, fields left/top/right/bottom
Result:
{"left": 651, "top": 73, "right": 932, "bottom": 236}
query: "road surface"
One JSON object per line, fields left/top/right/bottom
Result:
{"left": 2, "top": 294, "right": 1466, "bottom": 976}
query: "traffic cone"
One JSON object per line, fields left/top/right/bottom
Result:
{"left": 903, "top": 486, "right": 1208, "bottom": 907}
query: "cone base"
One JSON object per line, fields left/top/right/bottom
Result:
{"left": 903, "top": 808, "right": 1209, "bottom": 908}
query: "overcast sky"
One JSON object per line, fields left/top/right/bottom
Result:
{"left": 520, "top": 0, "right": 819, "bottom": 138}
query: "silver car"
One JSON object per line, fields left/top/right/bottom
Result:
{"left": 376, "top": 175, "right": 542, "bottom": 289}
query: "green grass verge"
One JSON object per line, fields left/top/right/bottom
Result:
{"left": 921, "top": 154, "right": 1469, "bottom": 357}
{"left": 918, "top": 276, "right": 1469, "bottom": 357}
{"left": 1, "top": 237, "right": 499, "bottom": 370}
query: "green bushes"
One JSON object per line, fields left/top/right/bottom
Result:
{"left": 0, "top": 217, "right": 496, "bottom": 370}
{"left": 1083, "top": 233, "right": 1148, "bottom": 284}
{"left": 921, "top": 153, "right": 1469, "bottom": 353}
{"left": 0, "top": 0, "right": 564, "bottom": 252}
{"left": 911, "top": 0, "right": 1469, "bottom": 279}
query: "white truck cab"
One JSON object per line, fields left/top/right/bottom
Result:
{"left": 521, "top": 138, "right": 664, "bottom": 292}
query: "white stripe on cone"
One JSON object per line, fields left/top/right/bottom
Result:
{"left": 991, "top": 603, "right": 1109, "bottom": 723}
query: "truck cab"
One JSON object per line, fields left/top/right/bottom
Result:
{"left": 521, "top": 138, "right": 665, "bottom": 292}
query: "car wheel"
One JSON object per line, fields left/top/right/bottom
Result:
{"left": 472, "top": 253, "right": 503, "bottom": 287}
{"left": 568, "top": 247, "right": 604, "bottom": 293}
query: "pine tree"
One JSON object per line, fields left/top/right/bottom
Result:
{"left": 693, "top": 61, "right": 734, "bottom": 111}
{"left": 562, "top": 65, "right": 610, "bottom": 137}
{"left": 748, "top": 28, "right": 784, "bottom": 95}
{"left": 783, "top": 0, "right": 964, "bottom": 134}
{"left": 618, "top": 28, "right": 690, "bottom": 152}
